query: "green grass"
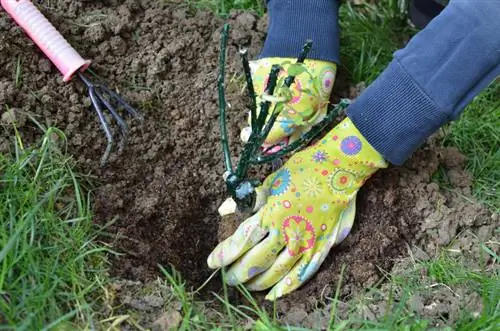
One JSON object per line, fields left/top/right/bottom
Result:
{"left": 183, "top": 0, "right": 265, "bottom": 17}
{"left": 441, "top": 81, "right": 500, "bottom": 210}
{"left": 0, "top": 124, "right": 110, "bottom": 329}
{"left": 1, "top": 1, "right": 497, "bottom": 329}
{"left": 188, "top": 0, "right": 413, "bottom": 84}
{"left": 338, "top": 1, "right": 499, "bottom": 209}
{"left": 354, "top": 242, "right": 499, "bottom": 331}
{"left": 339, "top": 0, "right": 416, "bottom": 84}
{"left": 149, "top": 240, "right": 498, "bottom": 330}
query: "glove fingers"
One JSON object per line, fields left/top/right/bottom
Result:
{"left": 240, "top": 116, "right": 297, "bottom": 146}
{"left": 241, "top": 103, "right": 328, "bottom": 155}
{"left": 225, "top": 228, "right": 284, "bottom": 286}
{"left": 207, "top": 210, "right": 267, "bottom": 269}
{"left": 264, "top": 197, "right": 357, "bottom": 301}
{"left": 264, "top": 252, "right": 313, "bottom": 301}
{"left": 245, "top": 248, "right": 302, "bottom": 291}
{"left": 331, "top": 194, "right": 356, "bottom": 246}
{"left": 242, "top": 59, "right": 336, "bottom": 149}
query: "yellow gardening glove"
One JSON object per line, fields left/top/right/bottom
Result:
{"left": 240, "top": 58, "right": 337, "bottom": 154}
{"left": 208, "top": 117, "right": 387, "bottom": 300}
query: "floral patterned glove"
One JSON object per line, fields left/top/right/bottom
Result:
{"left": 208, "top": 117, "right": 387, "bottom": 300}
{"left": 240, "top": 58, "right": 337, "bottom": 154}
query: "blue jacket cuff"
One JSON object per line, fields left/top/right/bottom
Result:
{"left": 346, "top": 59, "right": 448, "bottom": 166}
{"left": 347, "top": 0, "right": 500, "bottom": 165}
{"left": 259, "top": 0, "right": 340, "bottom": 63}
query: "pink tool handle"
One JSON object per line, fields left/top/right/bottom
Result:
{"left": 1, "top": 0, "right": 91, "bottom": 82}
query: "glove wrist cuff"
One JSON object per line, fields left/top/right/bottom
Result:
{"left": 318, "top": 118, "right": 388, "bottom": 178}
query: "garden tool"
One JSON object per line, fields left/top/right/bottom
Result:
{"left": 208, "top": 117, "right": 388, "bottom": 300}
{"left": 218, "top": 24, "right": 350, "bottom": 214}
{"left": 1, "top": 0, "right": 142, "bottom": 166}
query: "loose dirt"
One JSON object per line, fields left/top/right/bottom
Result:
{"left": 0, "top": 0, "right": 495, "bottom": 327}
{"left": 1, "top": 0, "right": 266, "bottom": 287}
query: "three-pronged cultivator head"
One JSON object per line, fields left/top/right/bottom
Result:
{"left": 218, "top": 23, "right": 350, "bottom": 213}
{"left": 77, "top": 71, "right": 142, "bottom": 166}
{"left": 1, "top": 0, "right": 141, "bottom": 166}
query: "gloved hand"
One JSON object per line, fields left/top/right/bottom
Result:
{"left": 240, "top": 58, "right": 337, "bottom": 154}
{"left": 208, "top": 117, "right": 387, "bottom": 300}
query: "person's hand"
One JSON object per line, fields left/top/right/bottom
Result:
{"left": 208, "top": 117, "right": 387, "bottom": 300}
{"left": 240, "top": 58, "right": 337, "bottom": 154}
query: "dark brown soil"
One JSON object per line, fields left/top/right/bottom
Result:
{"left": 0, "top": 0, "right": 494, "bottom": 317}
{"left": 1, "top": 0, "right": 265, "bottom": 287}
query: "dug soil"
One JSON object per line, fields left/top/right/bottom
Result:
{"left": 0, "top": 0, "right": 495, "bottom": 324}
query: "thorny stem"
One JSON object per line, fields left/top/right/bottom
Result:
{"left": 218, "top": 24, "right": 233, "bottom": 174}
{"left": 252, "top": 99, "right": 351, "bottom": 164}
{"left": 254, "top": 65, "right": 281, "bottom": 133}
{"left": 283, "top": 40, "right": 312, "bottom": 87}
{"left": 253, "top": 40, "right": 313, "bottom": 158}
{"left": 217, "top": 23, "right": 344, "bottom": 212}
{"left": 236, "top": 65, "right": 280, "bottom": 179}
{"left": 239, "top": 48, "right": 257, "bottom": 129}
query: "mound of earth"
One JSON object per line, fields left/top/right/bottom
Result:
{"left": 0, "top": 0, "right": 495, "bottom": 319}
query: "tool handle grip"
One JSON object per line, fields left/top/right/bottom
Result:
{"left": 1, "top": 0, "right": 90, "bottom": 82}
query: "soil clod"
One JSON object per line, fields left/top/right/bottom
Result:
{"left": 0, "top": 1, "right": 493, "bottom": 320}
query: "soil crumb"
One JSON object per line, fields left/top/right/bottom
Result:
{"left": 0, "top": 1, "right": 266, "bottom": 287}
{"left": 0, "top": 1, "right": 494, "bottom": 319}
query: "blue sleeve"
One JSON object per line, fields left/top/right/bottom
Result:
{"left": 261, "top": 1, "right": 500, "bottom": 166}
{"left": 346, "top": 0, "right": 500, "bottom": 165}
{"left": 259, "top": 0, "right": 340, "bottom": 63}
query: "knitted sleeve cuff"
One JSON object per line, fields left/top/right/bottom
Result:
{"left": 346, "top": 59, "right": 448, "bottom": 165}
{"left": 347, "top": 0, "right": 500, "bottom": 165}
{"left": 259, "top": 0, "right": 340, "bottom": 64}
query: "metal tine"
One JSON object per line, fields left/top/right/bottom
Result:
{"left": 100, "top": 84, "right": 143, "bottom": 120}
{"left": 97, "top": 88, "right": 129, "bottom": 134}
{"left": 77, "top": 71, "right": 142, "bottom": 165}
{"left": 88, "top": 88, "right": 114, "bottom": 166}
{"left": 96, "top": 89, "right": 129, "bottom": 152}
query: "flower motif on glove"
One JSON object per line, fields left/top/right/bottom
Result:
{"left": 279, "top": 118, "right": 295, "bottom": 135}
{"left": 269, "top": 168, "right": 291, "bottom": 196}
{"left": 340, "top": 136, "right": 362, "bottom": 156}
{"left": 312, "top": 150, "right": 328, "bottom": 163}
{"left": 289, "top": 79, "right": 303, "bottom": 105}
{"left": 282, "top": 215, "right": 316, "bottom": 256}
{"left": 329, "top": 169, "right": 356, "bottom": 193}
{"left": 303, "top": 177, "right": 324, "bottom": 197}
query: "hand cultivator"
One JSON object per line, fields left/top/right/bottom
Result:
{"left": 1, "top": 0, "right": 142, "bottom": 166}
{"left": 218, "top": 24, "right": 350, "bottom": 214}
